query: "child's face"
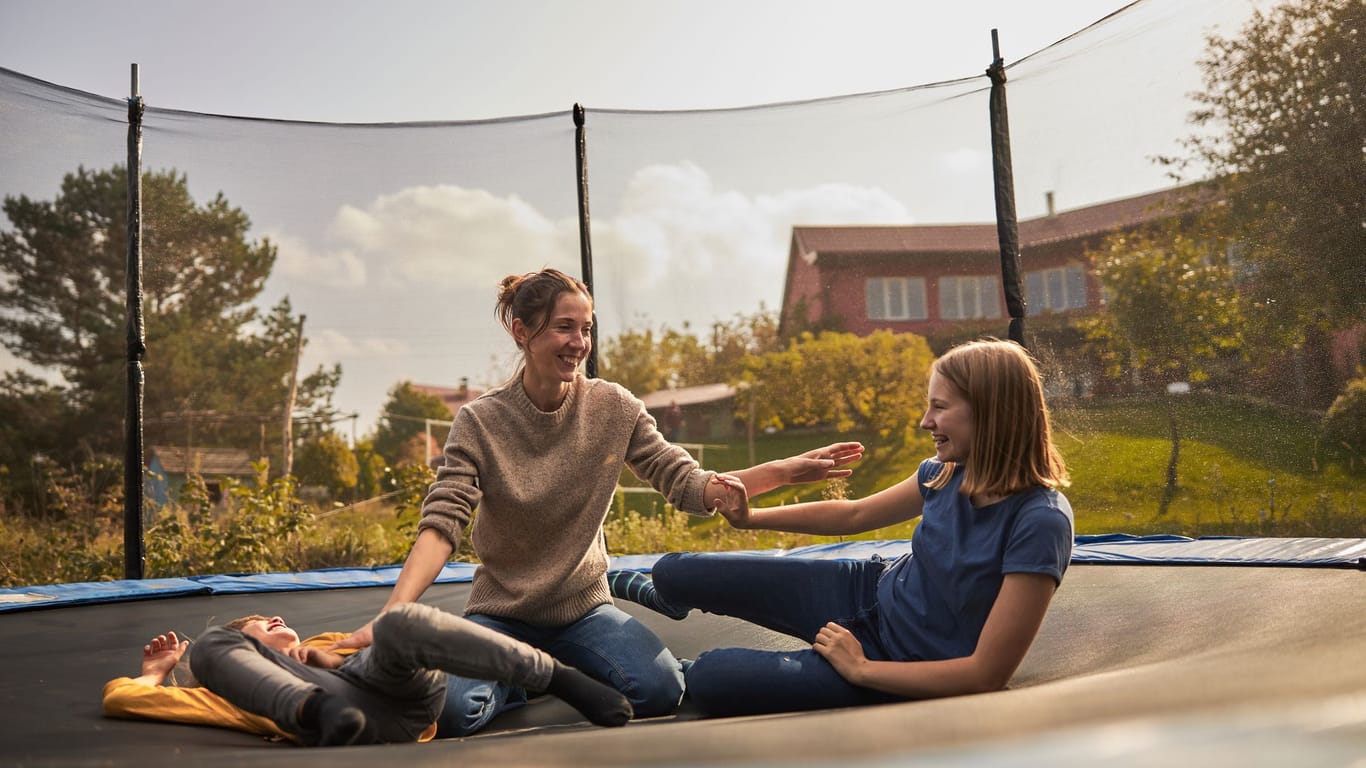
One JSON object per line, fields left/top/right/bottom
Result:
{"left": 921, "top": 372, "right": 973, "bottom": 463}
{"left": 240, "top": 616, "right": 301, "bottom": 652}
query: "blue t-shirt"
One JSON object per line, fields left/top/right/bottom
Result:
{"left": 875, "top": 459, "right": 1073, "bottom": 662}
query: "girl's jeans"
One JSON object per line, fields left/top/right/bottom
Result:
{"left": 438, "top": 602, "right": 682, "bottom": 736}
{"left": 652, "top": 552, "right": 900, "bottom": 717}
{"left": 191, "top": 602, "right": 556, "bottom": 744}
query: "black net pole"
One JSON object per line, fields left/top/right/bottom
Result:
{"left": 987, "top": 30, "right": 1027, "bottom": 347}
{"left": 123, "top": 64, "right": 147, "bottom": 579}
{"left": 573, "top": 104, "right": 600, "bottom": 378}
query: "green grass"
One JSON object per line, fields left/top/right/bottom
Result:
{"left": 609, "top": 394, "right": 1364, "bottom": 553}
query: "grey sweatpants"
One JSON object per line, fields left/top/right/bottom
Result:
{"left": 190, "top": 602, "right": 557, "bottom": 744}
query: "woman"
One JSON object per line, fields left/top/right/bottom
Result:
{"left": 333, "top": 267, "right": 861, "bottom": 734}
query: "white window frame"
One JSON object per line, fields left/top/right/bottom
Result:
{"left": 866, "top": 277, "right": 927, "bottom": 321}
{"left": 1025, "top": 263, "right": 1088, "bottom": 315}
{"left": 938, "top": 274, "right": 1001, "bottom": 320}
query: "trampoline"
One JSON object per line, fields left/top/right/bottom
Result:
{"left": 3, "top": 537, "right": 1364, "bottom": 767}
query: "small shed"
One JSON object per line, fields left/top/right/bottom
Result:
{"left": 638, "top": 383, "right": 739, "bottom": 442}
{"left": 146, "top": 446, "right": 257, "bottom": 508}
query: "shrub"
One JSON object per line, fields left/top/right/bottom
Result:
{"left": 1322, "top": 372, "right": 1366, "bottom": 473}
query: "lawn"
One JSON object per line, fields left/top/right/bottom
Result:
{"left": 609, "top": 393, "right": 1363, "bottom": 552}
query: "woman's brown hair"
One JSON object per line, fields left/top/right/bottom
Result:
{"left": 929, "top": 339, "right": 1069, "bottom": 497}
{"left": 495, "top": 268, "right": 592, "bottom": 349}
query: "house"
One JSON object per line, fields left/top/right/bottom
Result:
{"left": 145, "top": 446, "right": 257, "bottom": 508}
{"left": 638, "top": 383, "right": 739, "bottom": 443}
{"left": 779, "top": 186, "right": 1201, "bottom": 338}
{"left": 409, "top": 379, "right": 485, "bottom": 465}
{"left": 410, "top": 378, "right": 484, "bottom": 418}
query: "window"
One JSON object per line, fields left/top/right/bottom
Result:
{"left": 939, "top": 275, "right": 1002, "bottom": 320}
{"left": 866, "top": 277, "right": 927, "bottom": 321}
{"left": 1025, "top": 263, "right": 1088, "bottom": 315}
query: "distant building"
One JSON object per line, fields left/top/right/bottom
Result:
{"left": 638, "top": 383, "right": 739, "bottom": 442}
{"left": 410, "top": 377, "right": 484, "bottom": 418}
{"left": 409, "top": 378, "right": 485, "bottom": 465}
{"left": 145, "top": 446, "right": 257, "bottom": 507}
{"left": 779, "top": 186, "right": 1201, "bottom": 338}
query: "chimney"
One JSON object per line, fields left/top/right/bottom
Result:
{"left": 459, "top": 376, "right": 469, "bottom": 399}
{"left": 1046, "top": 191, "right": 1056, "bottom": 218}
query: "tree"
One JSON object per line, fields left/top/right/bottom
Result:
{"left": 1085, "top": 223, "right": 1245, "bottom": 389}
{"left": 599, "top": 308, "right": 782, "bottom": 395}
{"left": 1086, "top": 221, "right": 1246, "bottom": 513}
{"left": 0, "top": 165, "right": 335, "bottom": 505}
{"left": 372, "top": 382, "right": 452, "bottom": 466}
{"left": 741, "top": 330, "right": 935, "bottom": 458}
{"left": 1175, "top": 0, "right": 1364, "bottom": 337}
{"left": 294, "top": 432, "right": 360, "bottom": 498}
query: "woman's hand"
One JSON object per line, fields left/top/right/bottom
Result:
{"left": 782, "top": 442, "right": 864, "bottom": 484}
{"left": 327, "top": 620, "right": 375, "bottom": 653}
{"left": 707, "top": 472, "right": 752, "bottom": 529}
{"left": 812, "top": 622, "right": 868, "bottom": 683}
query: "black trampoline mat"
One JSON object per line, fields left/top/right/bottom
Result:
{"left": 3, "top": 564, "right": 1365, "bottom": 767}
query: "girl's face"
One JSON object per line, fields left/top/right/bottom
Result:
{"left": 921, "top": 371, "right": 973, "bottom": 463}
{"left": 240, "top": 616, "right": 301, "bottom": 652}
{"left": 515, "top": 290, "right": 593, "bottom": 389}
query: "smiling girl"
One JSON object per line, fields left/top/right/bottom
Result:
{"left": 640, "top": 338, "right": 1074, "bottom": 717}
{"left": 333, "top": 267, "right": 863, "bottom": 734}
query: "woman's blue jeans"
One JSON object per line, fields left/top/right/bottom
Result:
{"left": 436, "top": 602, "right": 683, "bottom": 736}
{"left": 652, "top": 551, "right": 900, "bottom": 717}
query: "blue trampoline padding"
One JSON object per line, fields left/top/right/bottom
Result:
{"left": 611, "top": 536, "right": 1366, "bottom": 572}
{"left": 2, "top": 536, "right": 1361, "bottom": 614}
{"left": 0, "top": 562, "right": 478, "bottom": 614}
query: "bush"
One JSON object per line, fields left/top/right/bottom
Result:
{"left": 1322, "top": 372, "right": 1366, "bottom": 473}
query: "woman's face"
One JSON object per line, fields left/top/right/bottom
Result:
{"left": 920, "top": 371, "right": 973, "bottom": 463}
{"left": 516, "top": 290, "right": 593, "bottom": 388}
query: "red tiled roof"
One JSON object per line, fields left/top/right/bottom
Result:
{"left": 792, "top": 186, "right": 1203, "bottom": 257}
{"left": 411, "top": 383, "right": 484, "bottom": 418}
{"left": 148, "top": 446, "right": 256, "bottom": 476}
{"left": 638, "top": 383, "right": 737, "bottom": 410}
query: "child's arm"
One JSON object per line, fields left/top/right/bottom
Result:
{"left": 813, "top": 572, "right": 1057, "bottom": 697}
{"left": 130, "top": 632, "right": 190, "bottom": 687}
{"left": 721, "top": 473, "right": 927, "bottom": 536}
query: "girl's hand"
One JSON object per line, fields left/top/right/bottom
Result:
{"left": 141, "top": 631, "right": 190, "bottom": 681}
{"left": 812, "top": 622, "right": 868, "bottom": 683}
{"left": 291, "top": 645, "right": 345, "bottom": 669}
{"left": 708, "top": 473, "right": 751, "bottom": 529}
{"left": 783, "top": 442, "right": 864, "bottom": 484}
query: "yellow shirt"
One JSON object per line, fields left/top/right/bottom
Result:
{"left": 101, "top": 632, "right": 437, "bottom": 743}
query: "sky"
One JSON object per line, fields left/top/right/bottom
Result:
{"left": 0, "top": 0, "right": 1260, "bottom": 439}
{"left": 1, "top": 1, "right": 1120, "bottom": 121}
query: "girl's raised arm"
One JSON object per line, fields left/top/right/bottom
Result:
{"left": 723, "top": 472, "right": 926, "bottom": 536}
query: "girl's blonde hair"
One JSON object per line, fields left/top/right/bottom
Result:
{"left": 927, "top": 339, "right": 1068, "bottom": 497}
{"left": 495, "top": 268, "right": 592, "bottom": 349}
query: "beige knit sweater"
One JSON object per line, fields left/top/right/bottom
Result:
{"left": 417, "top": 373, "right": 715, "bottom": 626}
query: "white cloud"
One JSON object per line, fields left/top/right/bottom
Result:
{"left": 304, "top": 327, "right": 414, "bottom": 363}
{"left": 591, "top": 162, "right": 911, "bottom": 333}
{"left": 329, "top": 185, "right": 578, "bottom": 289}
{"left": 269, "top": 230, "right": 367, "bottom": 288}
{"left": 265, "top": 168, "right": 914, "bottom": 429}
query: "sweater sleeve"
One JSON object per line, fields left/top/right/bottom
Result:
{"left": 102, "top": 677, "right": 293, "bottom": 741}
{"left": 620, "top": 389, "right": 714, "bottom": 515}
{"left": 417, "top": 408, "right": 483, "bottom": 548}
